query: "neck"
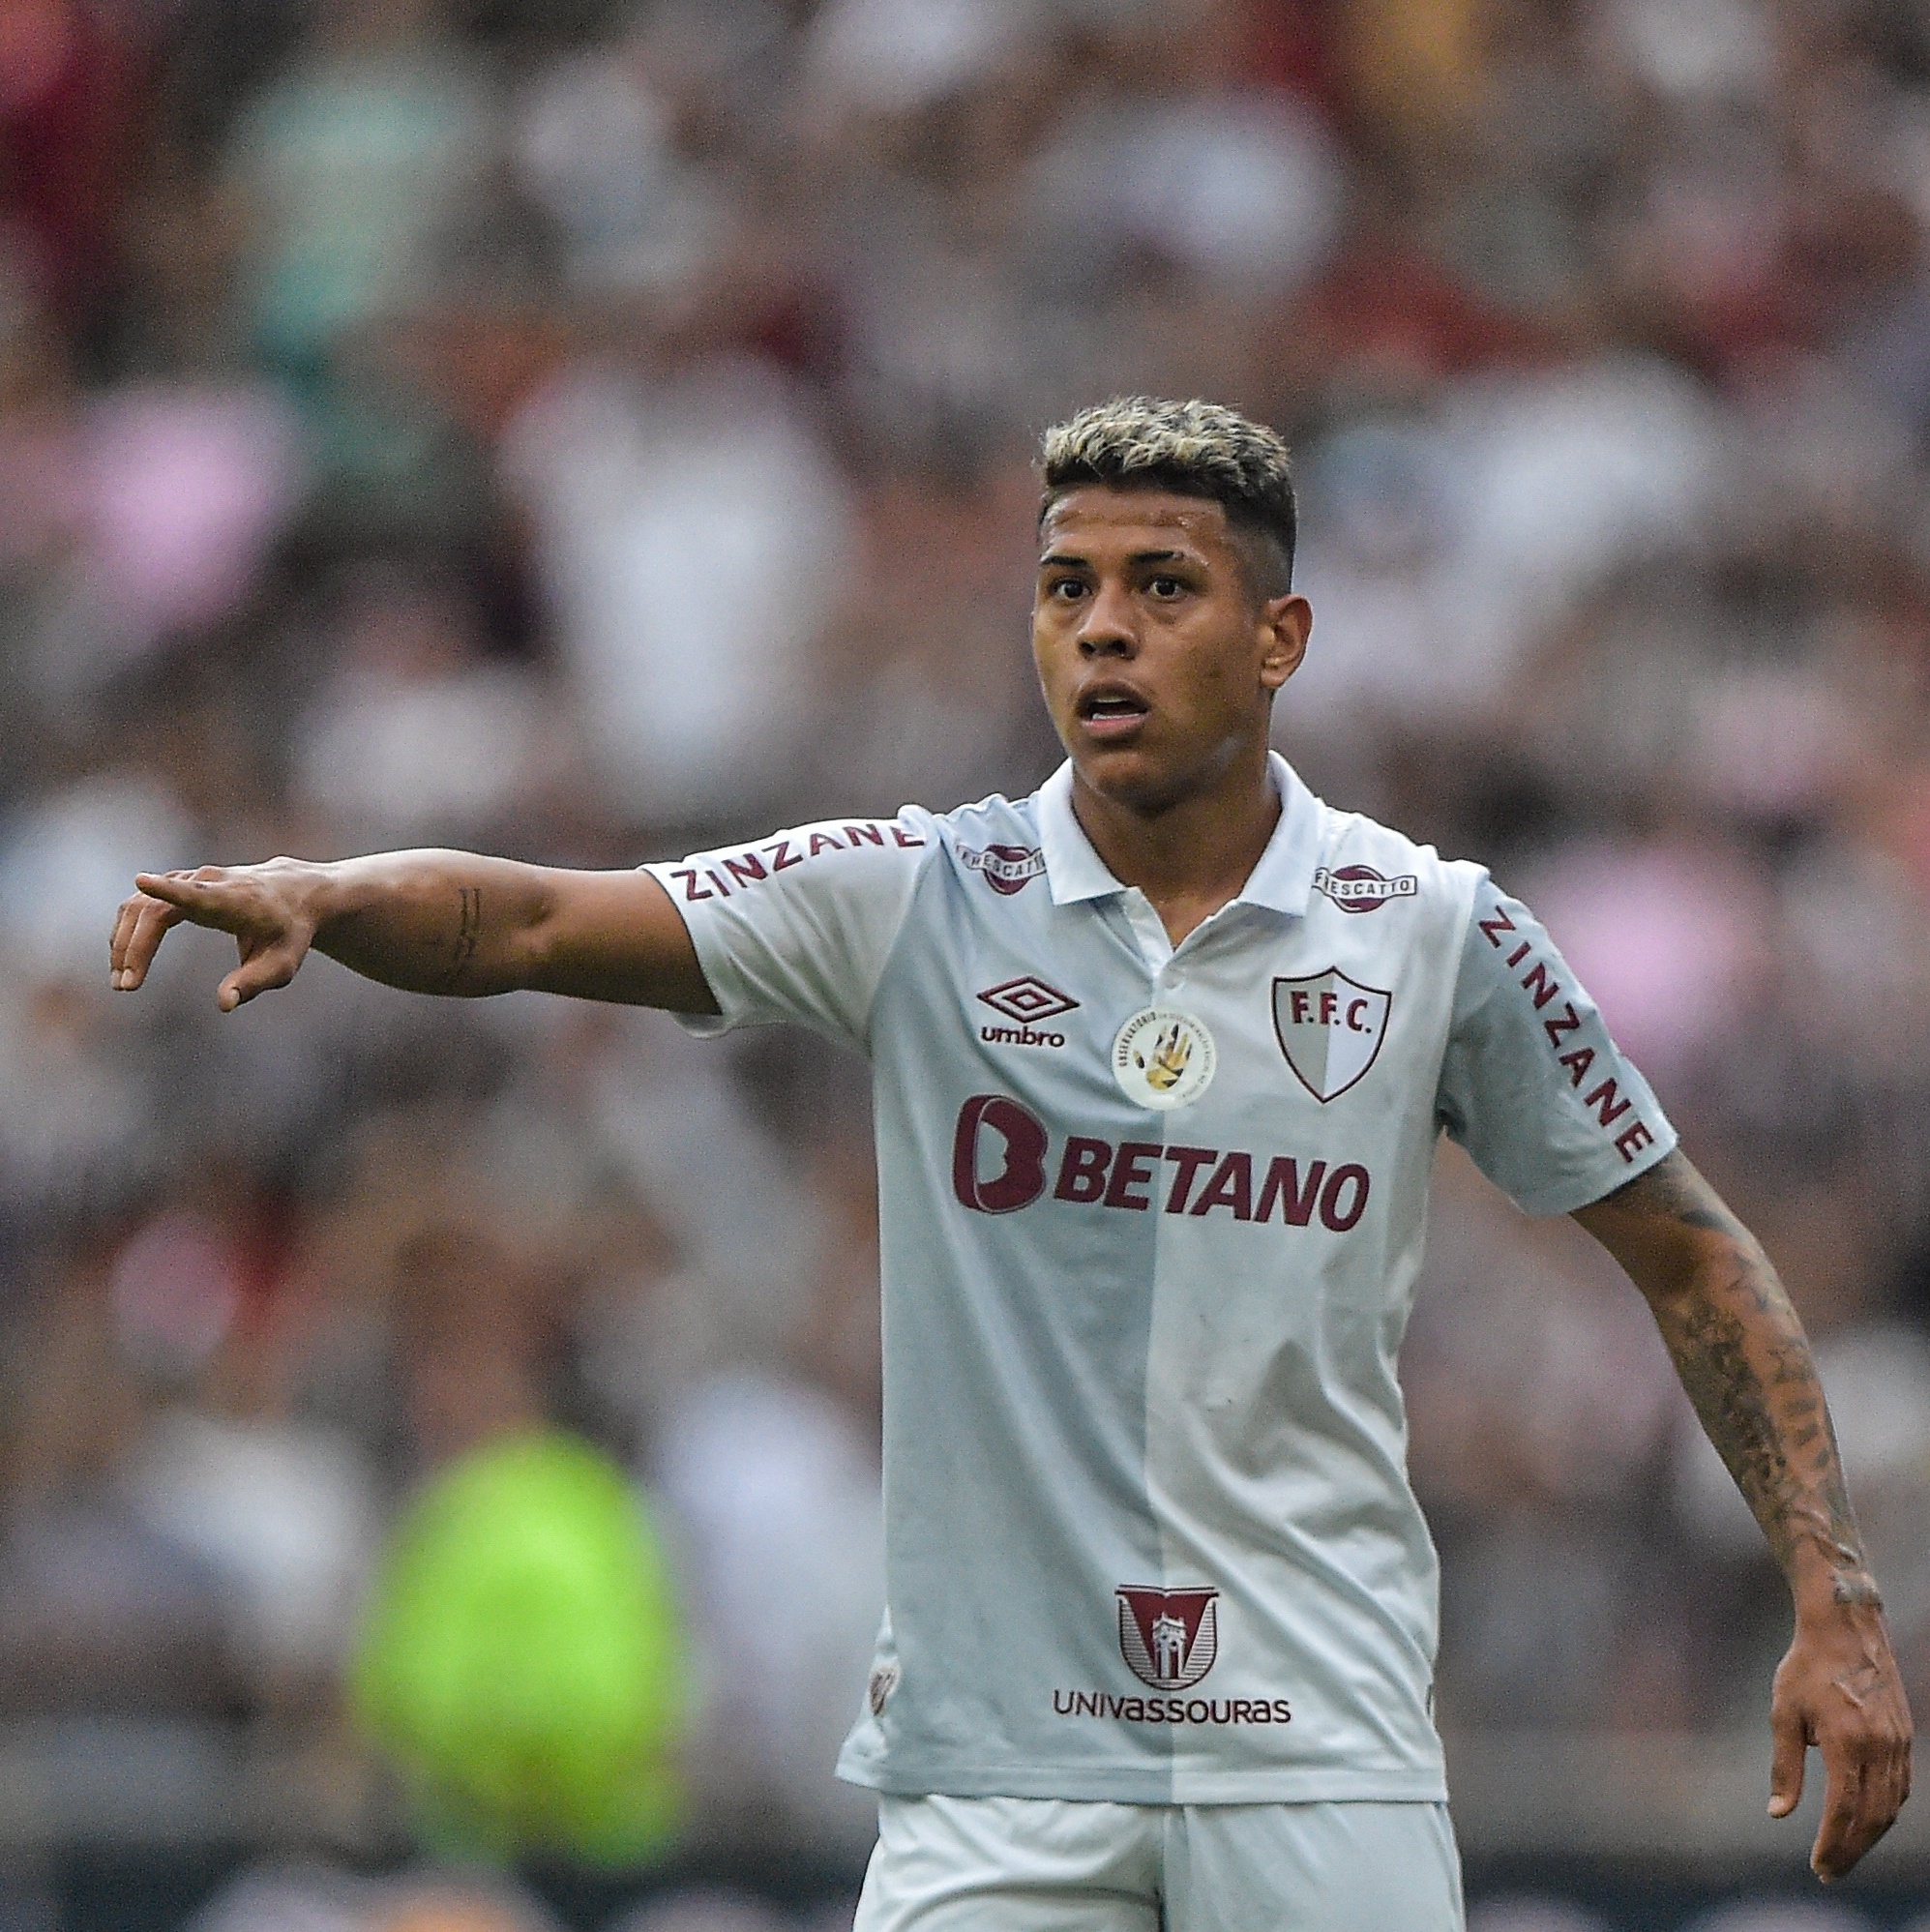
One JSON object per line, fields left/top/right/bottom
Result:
{"left": 1069, "top": 742, "right": 1281, "bottom": 947}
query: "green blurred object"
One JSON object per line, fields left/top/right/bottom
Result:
{"left": 353, "top": 1430, "right": 688, "bottom": 1866}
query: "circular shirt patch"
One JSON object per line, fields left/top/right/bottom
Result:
{"left": 1112, "top": 1007, "right": 1217, "bottom": 1111}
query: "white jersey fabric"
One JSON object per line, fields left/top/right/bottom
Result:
{"left": 645, "top": 754, "right": 1674, "bottom": 1806}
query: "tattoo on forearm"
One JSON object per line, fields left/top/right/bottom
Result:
{"left": 1615, "top": 1153, "right": 1879, "bottom": 1607}
{"left": 436, "top": 885, "right": 483, "bottom": 991}
{"left": 1608, "top": 1147, "right": 1747, "bottom": 1239}
{"left": 1673, "top": 1283, "right": 1853, "bottom": 1569}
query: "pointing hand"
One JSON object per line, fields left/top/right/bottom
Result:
{"left": 110, "top": 859, "right": 322, "bottom": 1012}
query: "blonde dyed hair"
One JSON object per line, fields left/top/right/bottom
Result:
{"left": 1039, "top": 397, "right": 1296, "bottom": 588}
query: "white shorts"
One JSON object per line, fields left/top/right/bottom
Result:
{"left": 852, "top": 1793, "right": 1465, "bottom": 1932}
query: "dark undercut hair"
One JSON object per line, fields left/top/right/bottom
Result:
{"left": 1039, "top": 396, "right": 1297, "bottom": 596}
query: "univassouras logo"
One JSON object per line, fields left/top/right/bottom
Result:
{"left": 1117, "top": 1586, "right": 1218, "bottom": 1689}
{"left": 1050, "top": 1582, "right": 1291, "bottom": 1725}
{"left": 1313, "top": 864, "right": 1416, "bottom": 912}
{"left": 960, "top": 844, "right": 1046, "bottom": 894}
{"left": 1052, "top": 1689, "right": 1292, "bottom": 1727}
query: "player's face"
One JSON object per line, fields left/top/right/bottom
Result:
{"left": 1032, "top": 487, "right": 1310, "bottom": 813}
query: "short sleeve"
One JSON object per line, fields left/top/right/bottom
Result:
{"left": 641, "top": 812, "right": 936, "bottom": 1054}
{"left": 1436, "top": 874, "right": 1678, "bottom": 1216}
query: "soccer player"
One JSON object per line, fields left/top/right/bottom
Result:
{"left": 111, "top": 399, "right": 1910, "bottom": 1927}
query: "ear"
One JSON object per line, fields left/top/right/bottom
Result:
{"left": 1259, "top": 594, "right": 1312, "bottom": 693}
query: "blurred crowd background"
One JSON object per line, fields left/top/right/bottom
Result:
{"left": 3, "top": 0, "right": 1930, "bottom": 1926}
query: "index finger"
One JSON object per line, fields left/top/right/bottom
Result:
{"left": 133, "top": 869, "right": 221, "bottom": 907}
{"left": 132, "top": 869, "right": 260, "bottom": 937}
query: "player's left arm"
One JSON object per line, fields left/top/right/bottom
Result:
{"left": 1573, "top": 1148, "right": 1913, "bottom": 1881}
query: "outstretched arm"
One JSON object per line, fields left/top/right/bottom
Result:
{"left": 1573, "top": 1149, "right": 1912, "bottom": 1881}
{"left": 110, "top": 851, "right": 718, "bottom": 1014}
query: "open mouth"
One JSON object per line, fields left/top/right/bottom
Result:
{"left": 1077, "top": 687, "right": 1150, "bottom": 731}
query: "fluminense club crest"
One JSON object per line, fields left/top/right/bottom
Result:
{"left": 1116, "top": 1586, "right": 1219, "bottom": 1690}
{"left": 1271, "top": 969, "right": 1390, "bottom": 1103}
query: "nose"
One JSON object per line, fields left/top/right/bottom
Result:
{"left": 1076, "top": 580, "right": 1138, "bottom": 658}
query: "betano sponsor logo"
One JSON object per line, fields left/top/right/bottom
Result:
{"left": 950, "top": 1095, "right": 1371, "bottom": 1228}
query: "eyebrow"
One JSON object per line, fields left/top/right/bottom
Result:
{"left": 1037, "top": 548, "right": 1195, "bottom": 570}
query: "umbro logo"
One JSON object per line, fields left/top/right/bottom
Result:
{"left": 979, "top": 976, "right": 1079, "bottom": 1023}
{"left": 978, "top": 975, "right": 1078, "bottom": 1049}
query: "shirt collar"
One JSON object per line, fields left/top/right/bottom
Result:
{"left": 1035, "top": 752, "right": 1323, "bottom": 918}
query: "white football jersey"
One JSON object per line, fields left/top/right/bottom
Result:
{"left": 646, "top": 755, "right": 1674, "bottom": 1804}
